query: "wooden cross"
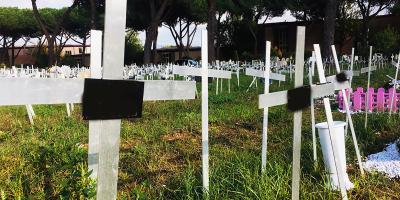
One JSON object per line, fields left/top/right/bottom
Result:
{"left": 0, "top": 1, "right": 197, "bottom": 199}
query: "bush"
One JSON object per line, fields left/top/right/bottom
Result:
{"left": 34, "top": 48, "right": 49, "bottom": 68}
{"left": 371, "top": 26, "right": 400, "bottom": 56}
{"left": 60, "top": 54, "right": 77, "bottom": 66}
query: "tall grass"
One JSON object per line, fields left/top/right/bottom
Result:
{"left": 0, "top": 66, "right": 400, "bottom": 199}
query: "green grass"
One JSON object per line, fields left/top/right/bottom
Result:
{"left": 1, "top": 65, "right": 400, "bottom": 199}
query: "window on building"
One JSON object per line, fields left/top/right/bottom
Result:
{"left": 79, "top": 48, "right": 83, "bottom": 54}
{"left": 65, "top": 51, "right": 72, "bottom": 55}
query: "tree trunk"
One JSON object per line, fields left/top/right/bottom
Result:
{"left": 31, "top": 0, "right": 77, "bottom": 67}
{"left": 144, "top": 29, "right": 153, "bottom": 64}
{"left": 248, "top": 24, "right": 258, "bottom": 57}
{"left": 2, "top": 38, "right": 7, "bottom": 65}
{"left": 360, "top": 18, "right": 370, "bottom": 56}
{"left": 81, "top": 36, "right": 87, "bottom": 66}
{"left": 47, "top": 37, "right": 55, "bottom": 67}
{"left": 322, "top": 0, "right": 338, "bottom": 58}
{"left": 151, "top": 28, "right": 158, "bottom": 63}
{"left": 11, "top": 38, "right": 15, "bottom": 66}
{"left": 89, "top": 0, "right": 97, "bottom": 29}
{"left": 207, "top": 0, "right": 216, "bottom": 63}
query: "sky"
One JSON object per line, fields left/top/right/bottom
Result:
{"left": 0, "top": 0, "right": 296, "bottom": 47}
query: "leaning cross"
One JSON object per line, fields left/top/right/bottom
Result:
{"left": 325, "top": 45, "right": 364, "bottom": 176}
{"left": 314, "top": 44, "right": 349, "bottom": 200}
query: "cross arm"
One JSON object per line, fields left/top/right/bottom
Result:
{"left": 173, "top": 65, "right": 231, "bottom": 79}
{"left": 325, "top": 71, "right": 352, "bottom": 91}
{"left": 258, "top": 83, "right": 335, "bottom": 109}
{"left": 245, "top": 68, "right": 286, "bottom": 81}
{"left": 0, "top": 78, "right": 196, "bottom": 106}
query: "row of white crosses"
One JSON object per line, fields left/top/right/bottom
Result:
{"left": 0, "top": 65, "right": 84, "bottom": 124}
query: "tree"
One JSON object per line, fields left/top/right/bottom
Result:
{"left": 335, "top": 1, "right": 361, "bottom": 53}
{"left": 288, "top": 0, "right": 325, "bottom": 21}
{"left": 322, "top": 0, "right": 338, "bottom": 58}
{"left": 125, "top": 30, "right": 144, "bottom": 65}
{"left": 0, "top": 8, "right": 38, "bottom": 66}
{"left": 127, "top": 0, "right": 173, "bottom": 64}
{"left": 230, "top": 0, "right": 286, "bottom": 57}
{"left": 371, "top": 26, "right": 400, "bottom": 55}
{"left": 65, "top": 7, "right": 92, "bottom": 66}
{"left": 207, "top": 0, "right": 217, "bottom": 63}
{"left": 390, "top": 0, "right": 400, "bottom": 15}
{"left": 164, "top": 0, "right": 206, "bottom": 59}
{"left": 355, "top": 0, "right": 396, "bottom": 54}
{"left": 31, "top": 0, "right": 78, "bottom": 66}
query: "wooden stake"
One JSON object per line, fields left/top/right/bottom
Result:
{"left": 331, "top": 45, "right": 364, "bottom": 176}
{"left": 201, "top": 30, "right": 209, "bottom": 193}
{"left": 315, "top": 44, "right": 348, "bottom": 200}
{"left": 365, "top": 46, "right": 373, "bottom": 129}
{"left": 96, "top": 0, "right": 127, "bottom": 199}
{"left": 291, "top": 26, "right": 305, "bottom": 200}
{"left": 389, "top": 52, "right": 400, "bottom": 115}
{"left": 261, "top": 41, "right": 271, "bottom": 172}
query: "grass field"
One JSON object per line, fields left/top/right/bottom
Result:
{"left": 1, "top": 65, "right": 400, "bottom": 199}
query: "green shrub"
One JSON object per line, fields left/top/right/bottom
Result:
{"left": 371, "top": 26, "right": 400, "bottom": 56}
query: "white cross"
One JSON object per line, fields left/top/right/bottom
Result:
{"left": 171, "top": 31, "right": 219, "bottom": 192}
{"left": 0, "top": 1, "right": 197, "bottom": 199}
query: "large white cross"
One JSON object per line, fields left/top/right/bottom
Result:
{"left": 0, "top": 1, "right": 197, "bottom": 199}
